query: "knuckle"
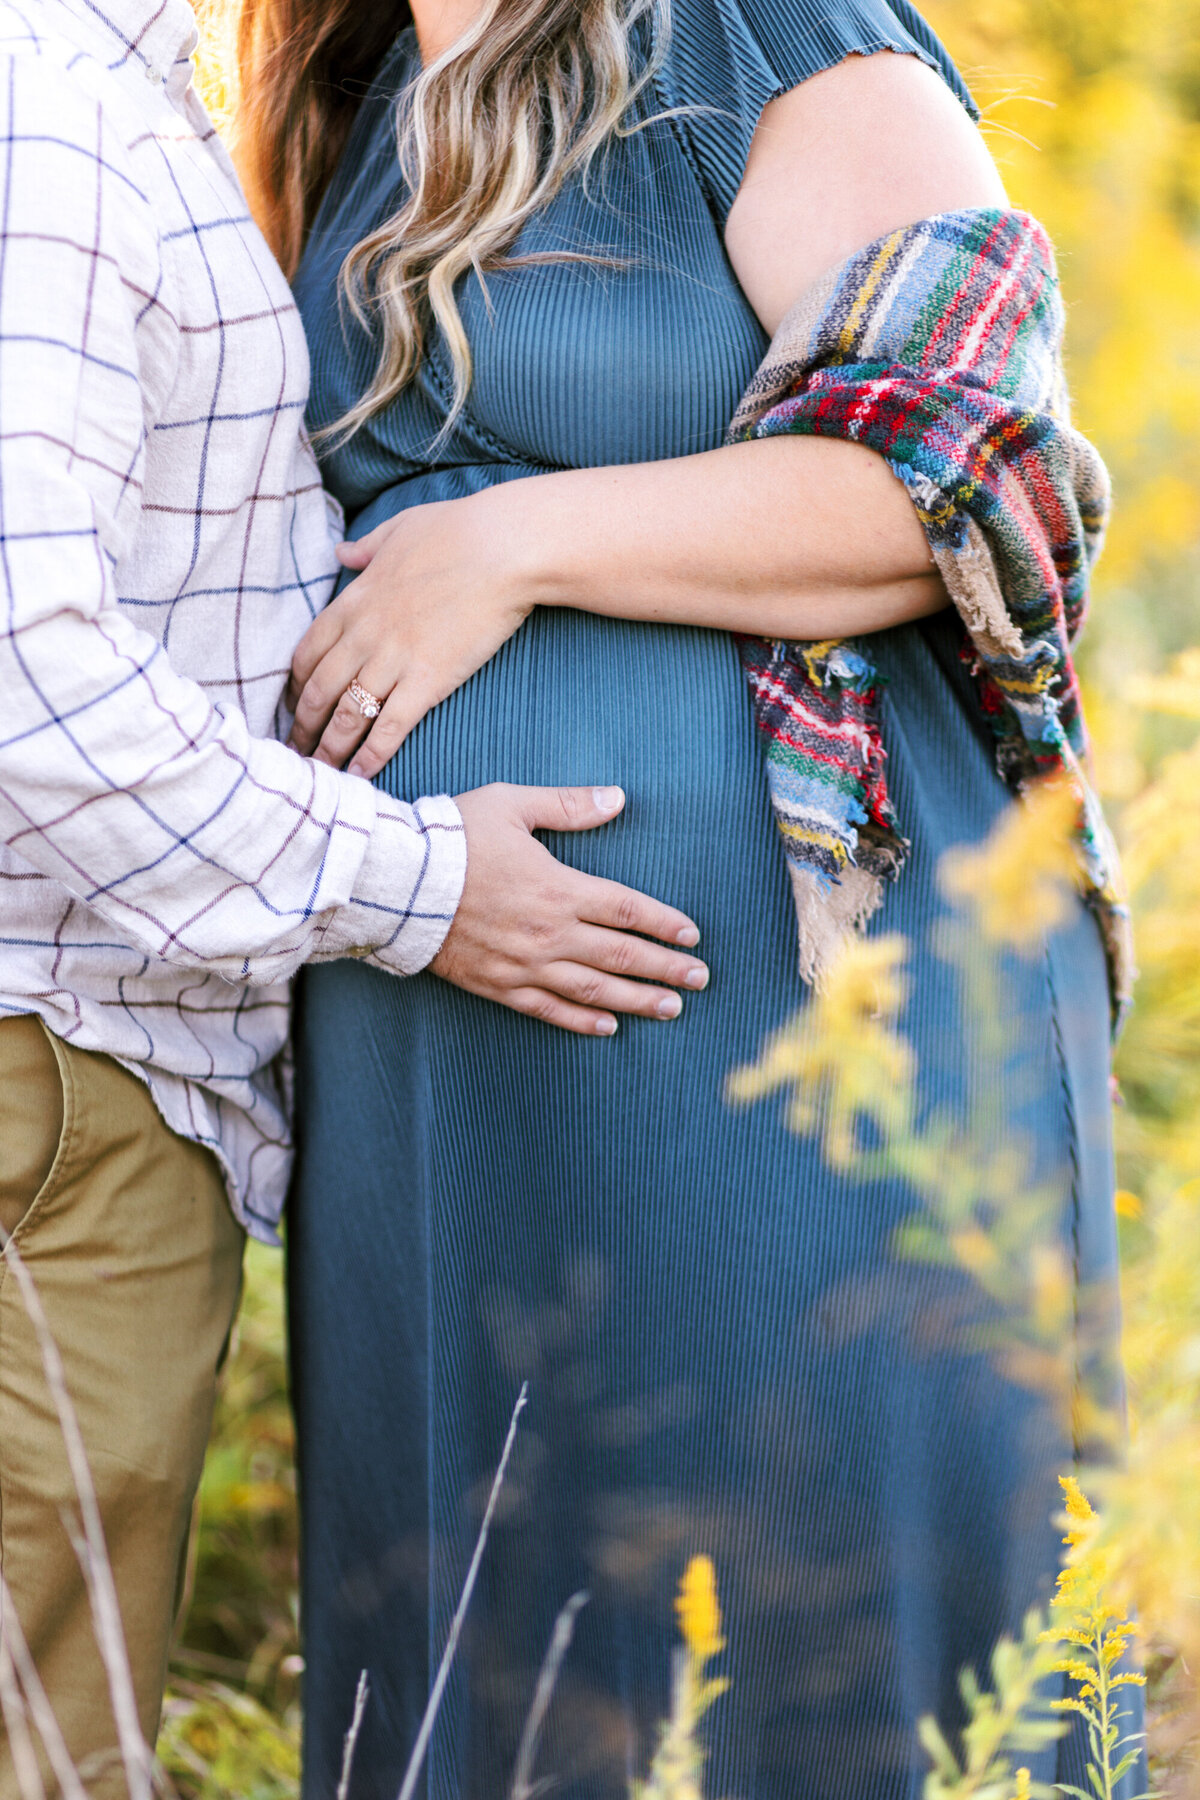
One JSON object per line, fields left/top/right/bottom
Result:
{"left": 556, "top": 786, "right": 583, "bottom": 823}
{"left": 612, "top": 891, "right": 642, "bottom": 933}
{"left": 332, "top": 697, "right": 364, "bottom": 730}
{"left": 575, "top": 972, "right": 606, "bottom": 1006}
{"left": 607, "top": 936, "right": 638, "bottom": 976}
{"left": 302, "top": 684, "right": 335, "bottom": 721}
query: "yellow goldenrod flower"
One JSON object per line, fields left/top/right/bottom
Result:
{"left": 727, "top": 934, "right": 914, "bottom": 1166}
{"left": 1041, "top": 1477, "right": 1147, "bottom": 1800}
{"left": 1059, "top": 1474, "right": 1095, "bottom": 1531}
{"left": 940, "top": 779, "right": 1082, "bottom": 951}
{"left": 634, "top": 1559, "right": 730, "bottom": 1800}
{"left": 675, "top": 1557, "right": 726, "bottom": 1662}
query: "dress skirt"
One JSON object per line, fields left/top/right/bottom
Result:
{"left": 287, "top": 606, "right": 1135, "bottom": 1800}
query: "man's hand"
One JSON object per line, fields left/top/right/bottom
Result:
{"left": 433, "top": 784, "right": 709, "bottom": 1035}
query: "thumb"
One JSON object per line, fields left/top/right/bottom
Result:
{"left": 335, "top": 516, "right": 402, "bottom": 571}
{"left": 515, "top": 784, "right": 626, "bottom": 833}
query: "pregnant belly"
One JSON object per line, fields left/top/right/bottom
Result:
{"left": 357, "top": 473, "right": 1002, "bottom": 958}
{"left": 374, "top": 606, "right": 780, "bottom": 917}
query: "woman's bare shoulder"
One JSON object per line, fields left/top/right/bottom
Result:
{"left": 725, "top": 49, "right": 1008, "bottom": 333}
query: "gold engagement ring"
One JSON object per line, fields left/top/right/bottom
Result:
{"left": 346, "top": 680, "right": 383, "bottom": 720}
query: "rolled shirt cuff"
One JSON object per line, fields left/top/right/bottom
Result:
{"left": 315, "top": 790, "right": 467, "bottom": 976}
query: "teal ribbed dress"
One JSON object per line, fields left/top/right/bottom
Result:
{"left": 288, "top": 4, "right": 1139, "bottom": 1795}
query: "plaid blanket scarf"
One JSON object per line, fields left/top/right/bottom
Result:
{"left": 728, "top": 207, "right": 1133, "bottom": 1025}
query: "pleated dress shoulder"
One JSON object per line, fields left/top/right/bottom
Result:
{"left": 287, "top": 3, "right": 1142, "bottom": 1796}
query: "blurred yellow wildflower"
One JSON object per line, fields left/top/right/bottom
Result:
{"left": 1012, "top": 1770, "right": 1031, "bottom": 1800}
{"left": 1061, "top": 1474, "right": 1094, "bottom": 1535}
{"left": 633, "top": 1559, "right": 730, "bottom": 1800}
{"left": 1112, "top": 1190, "right": 1143, "bottom": 1221}
{"left": 940, "top": 781, "right": 1082, "bottom": 953}
{"left": 1129, "top": 649, "right": 1200, "bottom": 721}
{"left": 674, "top": 1556, "right": 726, "bottom": 1663}
{"left": 922, "top": 0, "right": 1200, "bottom": 590}
{"left": 1041, "top": 1479, "right": 1147, "bottom": 1800}
{"left": 190, "top": 0, "right": 238, "bottom": 136}
{"left": 727, "top": 934, "right": 913, "bottom": 1166}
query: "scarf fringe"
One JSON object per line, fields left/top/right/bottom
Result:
{"left": 790, "top": 861, "right": 888, "bottom": 989}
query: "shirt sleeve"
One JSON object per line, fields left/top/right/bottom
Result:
{"left": 0, "top": 52, "right": 465, "bottom": 987}
{"left": 654, "top": 0, "right": 977, "bottom": 226}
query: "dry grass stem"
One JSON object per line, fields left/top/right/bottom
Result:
{"left": 0, "top": 1568, "right": 89, "bottom": 1800}
{"left": 510, "top": 1590, "right": 590, "bottom": 1800}
{"left": 0, "top": 1623, "right": 45, "bottom": 1800}
{"left": 337, "top": 1669, "right": 370, "bottom": 1800}
{"left": 395, "top": 1382, "right": 529, "bottom": 1800}
{"left": 0, "top": 1229, "right": 154, "bottom": 1800}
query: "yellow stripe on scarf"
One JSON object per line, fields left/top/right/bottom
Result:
{"left": 777, "top": 821, "right": 852, "bottom": 865}
{"left": 836, "top": 230, "right": 908, "bottom": 362}
{"left": 800, "top": 639, "right": 847, "bottom": 684}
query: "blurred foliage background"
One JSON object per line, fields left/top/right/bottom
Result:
{"left": 167, "top": 0, "right": 1200, "bottom": 1793}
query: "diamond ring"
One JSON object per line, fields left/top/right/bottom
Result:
{"left": 346, "top": 680, "right": 383, "bottom": 720}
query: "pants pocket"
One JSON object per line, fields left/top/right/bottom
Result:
{"left": 0, "top": 1016, "right": 69, "bottom": 1242}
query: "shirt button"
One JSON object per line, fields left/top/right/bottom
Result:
{"left": 144, "top": 61, "right": 162, "bottom": 83}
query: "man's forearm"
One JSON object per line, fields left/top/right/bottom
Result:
{"left": 0, "top": 594, "right": 464, "bottom": 984}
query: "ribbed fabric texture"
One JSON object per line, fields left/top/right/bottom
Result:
{"left": 289, "top": 7, "right": 1139, "bottom": 1798}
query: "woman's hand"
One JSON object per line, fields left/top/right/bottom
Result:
{"left": 435, "top": 783, "right": 710, "bottom": 1035}
{"left": 287, "top": 488, "right": 530, "bottom": 778}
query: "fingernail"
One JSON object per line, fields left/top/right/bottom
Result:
{"left": 676, "top": 925, "right": 700, "bottom": 947}
{"left": 656, "top": 994, "right": 683, "bottom": 1019}
{"left": 684, "top": 965, "right": 709, "bottom": 990}
{"left": 595, "top": 1016, "right": 618, "bottom": 1036}
{"left": 593, "top": 787, "right": 624, "bottom": 815}
{"left": 348, "top": 761, "right": 365, "bottom": 778}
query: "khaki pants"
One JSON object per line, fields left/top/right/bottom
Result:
{"left": 0, "top": 1016, "right": 244, "bottom": 1798}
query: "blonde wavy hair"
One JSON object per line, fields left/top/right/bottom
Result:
{"left": 236, "top": 0, "right": 667, "bottom": 439}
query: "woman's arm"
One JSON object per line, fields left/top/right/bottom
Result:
{"left": 467, "top": 433, "right": 944, "bottom": 638}
{"left": 489, "top": 51, "right": 1007, "bottom": 628}
{"left": 291, "top": 51, "right": 1007, "bottom": 777}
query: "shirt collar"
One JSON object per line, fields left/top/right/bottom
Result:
{"left": 70, "top": 0, "right": 198, "bottom": 87}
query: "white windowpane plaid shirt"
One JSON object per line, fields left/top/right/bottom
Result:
{"left": 0, "top": 0, "right": 466, "bottom": 1239}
